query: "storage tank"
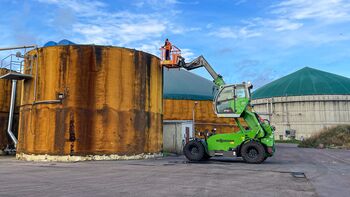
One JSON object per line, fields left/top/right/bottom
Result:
{"left": 252, "top": 67, "right": 350, "bottom": 140}
{"left": 16, "top": 45, "right": 163, "bottom": 161}
{"left": 0, "top": 68, "right": 11, "bottom": 152}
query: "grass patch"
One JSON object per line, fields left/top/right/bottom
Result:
{"left": 275, "top": 139, "right": 301, "bottom": 144}
{"left": 298, "top": 125, "right": 350, "bottom": 149}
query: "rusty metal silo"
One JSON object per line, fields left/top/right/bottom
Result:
{"left": 0, "top": 68, "right": 11, "bottom": 152}
{"left": 16, "top": 45, "right": 163, "bottom": 161}
{"left": 0, "top": 68, "right": 21, "bottom": 153}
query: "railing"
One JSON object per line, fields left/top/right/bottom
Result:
{"left": 0, "top": 52, "right": 34, "bottom": 80}
{"left": 160, "top": 45, "right": 182, "bottom": 68}
{"left": 0, "top": 54, "right": 25, "bottom": 74}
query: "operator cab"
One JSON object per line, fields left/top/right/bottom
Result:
{"left": 214, "top": 82, "right": 252, "bottom": 118}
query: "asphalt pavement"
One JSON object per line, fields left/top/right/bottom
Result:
{"left": 0, "top": 144, "right": 349, "bottom": 197}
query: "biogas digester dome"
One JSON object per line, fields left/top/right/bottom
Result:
{"left": 252, "top": 67, "right": 350, "bottom": 139}
{"left": 163, "top": 69, "right": 214, "bottom": 100}
{"left": 17, "top": 45, "right": 163, "bottom": 161}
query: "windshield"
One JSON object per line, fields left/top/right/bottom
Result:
{"left": 215, "top": 85, "right": 248, "bottom": 114}
{"left": 217, "top": 86, "right": 234, "bottom": 102}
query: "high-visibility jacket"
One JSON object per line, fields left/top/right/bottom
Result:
{"left": 165, "top": 41, "right": 172, "bottom": 50}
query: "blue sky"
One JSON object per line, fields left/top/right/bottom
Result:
{"left": 1, "top": 0, "right": 350, "bottom": 88}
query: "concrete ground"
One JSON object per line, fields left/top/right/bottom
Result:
{"left": 0, "top": 144, "right": 349, "bottom": 197}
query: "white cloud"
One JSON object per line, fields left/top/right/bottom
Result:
{"left": 234, "top": 0, "right": 247, "bottom": 5}
{"left": 134, "top": 42, "right": 195, "bottom": 61}
{"left": 209, "top": 0, "right": 350, "bottom": 48}
{"left": 136, "top": 41, "right": 163, "bottom": 56}
{"left": 248, "top": 18, "right": 303, "bottom": 32}
{"left": 206, "top": 23, "right": 213, "bottom": 29}
{"left": 271, "top": 0, "right": 350, "bottom": 22}
{"left": 209, "top": 27, "right": 261, "bottom": 39}
{"left": 36, "top": 0, "right": 183, "bottom": 53}
{"left": 269, "top": 19, "right": 303, "bottom": 31}
{"left": 37, "top": 0, "right": 106, "bottom": 16}
{"left": 35, "top": 0, "right": 201, "bottom": 58}
{"left": 72, "top": 15, "right": 167, "bottom": 45}
{"left": 180, "top": 48, "right": 195, "bottom": 60}
{"left": 132, "top": 0, "right": 179, "bottom": 10}
{"left": 169, "top": 24, "right": 201, "bottom": 34}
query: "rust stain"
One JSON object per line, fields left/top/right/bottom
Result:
{"left": 68, "top": 112, "right": 76, "bottom": 156}
{"left": 17, "top": 45, "right": 163, "bottom": 156}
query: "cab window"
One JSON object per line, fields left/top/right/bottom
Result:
{"left": 216, "top": 86, "right": 234, "bottom": 114}
{"left": 235, "top": 87, "right": 246, "bottom": 98}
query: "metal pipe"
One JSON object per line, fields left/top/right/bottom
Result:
{"left": 33, "top": 100, "right": 61, "bottom": 105}
{"left": 33, "top": 50, "right": 39, "bottom": 102}
{"left": 7, "top": 80, "right": 18, "bottom": 147}
{"left": 266, "top": 99, "right": 269, "bottom": 120}
{"left": 194, "top": 122, "right": 236, "bottom": 126}
{"left": 192, "top": 101, "right": 198, "bottom": 138}
{"left": 0, "top": 45, "right": 36, "bottom": 51}
{"left": 270, "top": 98, "right": 273, "bottom": 117}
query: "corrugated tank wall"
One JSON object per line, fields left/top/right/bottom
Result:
{"left": 163, "top": 99, "right": 238, "bottom": 134}
{"left": 0, "top": 68, "right": 21, "bottom": 151}
{"left": 252, "top": 95, "right": 350, "bottom": 139}
{"left": 17, "top": 45, "right": 163, "bottom": 161}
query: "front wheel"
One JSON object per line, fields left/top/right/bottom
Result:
{"left": 183, "top": 140, "right": 205, "bottom": 161}
{"left": 241, "top": 141, "right": 266, "bottom": 164}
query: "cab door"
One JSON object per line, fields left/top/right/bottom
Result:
{"left": 214, "top": 84, "right": 250, "bottom": 118}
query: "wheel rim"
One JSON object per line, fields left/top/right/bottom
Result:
{"left": 190, "top": 146, "right": 199, "bottom": 155}
{"left": 247, "top": 148, "right": 258, "bottom": 159}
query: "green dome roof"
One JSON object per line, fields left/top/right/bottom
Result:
{"left": 164, "top": 69, "right": 215, "bottom": 100}
{"left": 252, "top": 67, "right": 350, "bottom": 99}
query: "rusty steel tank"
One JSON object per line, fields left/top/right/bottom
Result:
{"left": 0, "top": 68, "right": 21, "bottom": 153}
{"left": 0, "top": 68, "right": 12, "bottom": 152}
{"left": 16, "top": 45, "right": 163, "bottom": 161}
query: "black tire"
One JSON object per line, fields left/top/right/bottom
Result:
{"left": 183, "top": 140, "right": 205, "bottom": 161}
{"left": 241, "top": 141, "right": 266, "bottom": 164}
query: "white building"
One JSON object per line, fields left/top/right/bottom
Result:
{"left": 252, "top": 67, "right": 350, "bottom": 140}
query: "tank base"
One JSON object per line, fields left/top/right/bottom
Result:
{"left": 16, "top": 152, "right": 163, "bottom": 162}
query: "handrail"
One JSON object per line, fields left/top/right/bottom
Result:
{"left": 0, "top": 45, "right": 36, "bottom": 51}
{"left": 0, "top": 53, "right": 29, "bottom": 75}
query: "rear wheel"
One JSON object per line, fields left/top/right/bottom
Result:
{"left": 241, "top": 141, "right": 266, "bottom": 164}
{"left": 183, "top": 140, "right": 205, "bottom": 161}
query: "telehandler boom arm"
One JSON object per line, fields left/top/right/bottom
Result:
{"left": 177, "top": 55, "right": 225, "bottom": 87}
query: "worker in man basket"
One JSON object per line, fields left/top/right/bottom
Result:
{"left": 163, "top": 38, "right": 172, "bottom": 60}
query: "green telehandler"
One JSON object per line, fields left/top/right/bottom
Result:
{"left": 161, "top": 45, "right": 275, "bottom": 164}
